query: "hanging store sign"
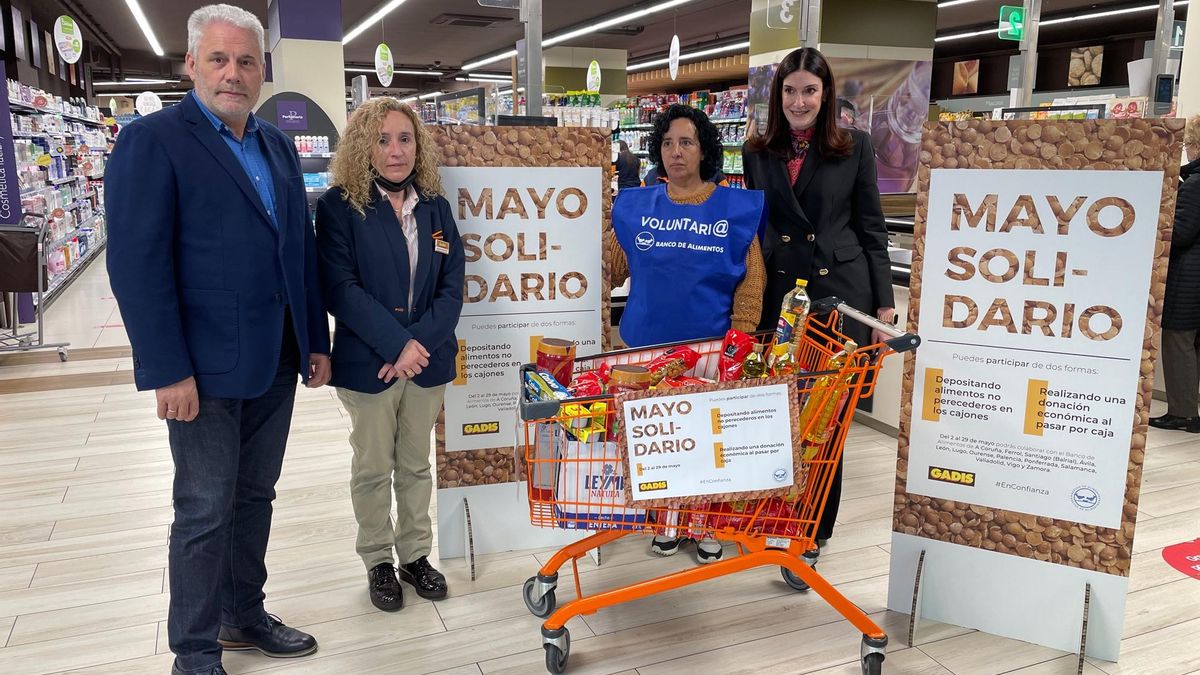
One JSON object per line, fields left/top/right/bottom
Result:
{"left": 135, "top": 91, "right": 162, "bottom": 116}
{"left": 375, "top": 43, "right": 394, "bottom": 87}
{"left": 669, "top": 35, "right": 681, "bottom": 80}
{"left": 586, "top": 59, "right": 601, "bottom": 92}
{"left": 54, "top": 16, "right": 83, "bottom": 65}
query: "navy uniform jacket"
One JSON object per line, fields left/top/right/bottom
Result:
{"left": 315, "top": 186, "right": 465, "bottom": 393}
{"left": 106, "top": 94, "right": 330, "bottom": 398}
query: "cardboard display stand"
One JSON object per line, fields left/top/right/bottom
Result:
{"left": 431, "top": 126, "right": 613, "bottom": 557}
{"left": 888, "top": 119, "right": 1184, "bottom": 660}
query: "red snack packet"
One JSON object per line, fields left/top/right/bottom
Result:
{"left": 659, "top": 375, "right": 709, "bottom": 389}
{"left": 568, "top": 363, "right": 610, "bottom": 397}
{"left": 645, "top": 346, "right": 701, "bottom": 384}
{"left": 718, "top": 329, "right": 756, "bottom": 381}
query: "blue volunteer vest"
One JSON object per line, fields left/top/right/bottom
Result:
{"left": 613, "top": 184, "right": 765, "bottom": 347}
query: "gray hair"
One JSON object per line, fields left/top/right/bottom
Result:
{"left": 187, "top": 4, "right": 266, "bottom": 58}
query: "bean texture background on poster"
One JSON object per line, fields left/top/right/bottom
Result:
{"left": 908, "top": 168, "right": 1161, "bottom": 530}
{"left": 888, "top": 119, "right": 1184, "bottom": 660}
{"left": 430, "top": 126, "right": 612, "bottom": 558}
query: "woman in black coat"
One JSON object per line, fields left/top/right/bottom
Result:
{"left": 1150, "top": 124, "right": 1200, "bottom": 433}
{"left": 742, "top": 47, "right": 895, "bottom": 550}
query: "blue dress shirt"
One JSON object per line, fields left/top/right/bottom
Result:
{"left": 191, "top": 91, "right": 279, "bottom": 229}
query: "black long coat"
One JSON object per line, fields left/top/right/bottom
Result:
{"left": 742, "top": 129, "right": 894, "bottom": 349}
{"left": 1164, "top": 157, "right": 1200, "bottom": 330}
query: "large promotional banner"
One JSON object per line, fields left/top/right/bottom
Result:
{"left": 441, "top": 166, "right": 603, "bottom": 453}
{"left": 889, "top": 120, "right": 1184, "bottom": 660}
{"left": 430, "top": 126, "right": 612, "bottom": 557}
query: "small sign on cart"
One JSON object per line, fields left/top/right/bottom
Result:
{"left": 616, "top": 377, "right": 802, "bottom": 507}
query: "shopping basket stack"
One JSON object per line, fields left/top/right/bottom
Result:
{"left": 517, "top": 298, "right": 919, "bottom": 674}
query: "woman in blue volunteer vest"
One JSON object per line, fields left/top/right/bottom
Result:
{"left": 609, "top": 104, "right": 767, "bottom": 563}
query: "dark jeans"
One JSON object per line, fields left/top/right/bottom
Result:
{"left": 167, "top": 326, "right": 300, "bottom": 673}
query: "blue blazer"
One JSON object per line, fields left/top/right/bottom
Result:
{"left": 105, "top": 94, "right": 330, "bottom": 399}
{"left": 315, "top": 186, "right": 465, "bottom": 393}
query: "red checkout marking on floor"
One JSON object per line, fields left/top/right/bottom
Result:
{"left": 1162, "top": 539, "right": 1200, "bottom": 581}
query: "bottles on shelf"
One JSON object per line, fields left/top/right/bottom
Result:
{"left": 293, "top": 135, "right": 332, "bottom": 154}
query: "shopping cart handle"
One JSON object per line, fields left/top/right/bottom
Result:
{"left": 811, "top": 296, "right": 921, "bottom": 353}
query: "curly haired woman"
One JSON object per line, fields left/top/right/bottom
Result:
{"left": 316, "top": 98, "right": 465, "bottom": 611}
{"left": 608, "top": 103, "right": 767, "bottom": 563}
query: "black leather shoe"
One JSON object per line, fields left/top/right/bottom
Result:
{"left": 368, "top": 562, "right": 404, "bottom": 611}
{"left": 217, "top": 614, "right": 317, "bottom": 658}
{"left": 1149, "top": 414, "right": 1200, "bottom": 432}
{"left": 171, "top": 664, "right": 228, "bottom": 675}
{"left": 399, "top": 556, "right": 448, "bottom": 600}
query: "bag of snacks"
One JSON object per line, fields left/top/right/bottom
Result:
{"left": 645, "top": 346, "right": 701, "bottom": 385}
{"left": 718, "top": 329, "right": 756, "bottom": 381}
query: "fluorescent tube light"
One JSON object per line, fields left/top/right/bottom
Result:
{"left": 345, "top": 67, "right": 444, "bottom": 76}
{"left": 937, "top": 0, "right": 982, "bottom": 7}
{"left": 419, "top": 91, "right": 443, "bottom": 100}
{"left": 935, "top": 0, "right": 1190, "bottom": 42}
{"left": 94, "top": 78, "right": 179, "bottom": 86}
{"left": 344, "top": 0, "right": 410, "bottom": 45}
{"left": 627, "top": 40, "right": 750, "bottom": 72}
{"left": 464, "top": 0, "right": 698, "bottom": 71}
{"left": 125, "top": 0, "right": 164, "bottom": 56}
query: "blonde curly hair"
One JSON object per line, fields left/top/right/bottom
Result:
{"left": 331, "top": 97, "right": 444, "bottom": 215}
{"left": 1185, "top": 113, "right": 1200, "bottom": 148}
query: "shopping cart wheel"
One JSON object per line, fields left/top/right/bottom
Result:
{"left": 542, "top": 626, "right": 570, "bottom": 674}
{"left": 781, "top": 566, "right": 811, "bottom": 591}
{"left": 781, "top": 549, "right": 819, "bottom": 591}
{"left": 523, "top": 575, "right": 558, "bottom": 618}
{"left": 57, "top": 348, "right": 68, "bottom": 362}
{"left": 861, "top": 652, "right": 884, "bottom": 674}
{"left": 861, "top": 634, "right": 887, "bottom": 674}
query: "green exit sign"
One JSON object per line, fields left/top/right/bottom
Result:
{"left": 999, "top": 5, "right": 1025, "bottom": 41}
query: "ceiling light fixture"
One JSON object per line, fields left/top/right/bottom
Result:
{"left": 345, "top": 67, "right": 444, "bottom": 76}
{"left": 93, "top": 78, "right": 180, "bottom": 86}
{"left": 935, "top": 0, "right": 1189, "bottom": 42}
{"left": 455, "top": 74, "right": 513, "bottom": 83}
{"left": 124, "top": 0, "right": 164, "bottom": 56}
{"left": 464, "top": 0, "right": 697, "bottom": 71}
{"left": 627, "top": 40, "right": 750, "bottom": 72}
{"left": 937, "top": 0, "right": 982, "bottom": 8}
{"left": 344, "top": 0, "right": 410, "bottom": 45}
{"left": 419, "top": 91, "right": 443, "bottom": 99}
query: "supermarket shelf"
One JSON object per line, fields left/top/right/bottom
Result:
{"left": 39, "top": 238, "right": 107, "bottom": 307}
{"left": 14, "top": 131, "right": 56, "bottom": 139}
{"left": 50, "top": 176, "right": 85, "bottom": 185}
{"left": 305, "top": 186, "right": 327, "bottom": 193}
{"left": 723, "top": 142, "right": 745, "bottom": 148}
{"left": 8, "top": 99, "right": 52, "bottom": 114}
{"left": 64, "top": 112, "right": 104, "bottom": 127}
{"left": 620, "top": 116, "right": 746, "bottom": 130}
{"left": 298, "top": 152, "right": 335, "bottom": 158}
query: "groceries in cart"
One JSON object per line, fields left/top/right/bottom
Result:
{"left": 553, "top": 439, "right": 647, "bottom": 531}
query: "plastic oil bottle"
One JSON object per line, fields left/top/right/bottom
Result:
{"left": 769, "top": 278, "right": 811, "bottom": 370}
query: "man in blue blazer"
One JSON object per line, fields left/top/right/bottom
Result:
{"left": 105, "top": 6, "right": 328, "bottom": 675}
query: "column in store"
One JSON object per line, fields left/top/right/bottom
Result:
{"left": 265, "top": 0, "right": 346, "bottom": 133}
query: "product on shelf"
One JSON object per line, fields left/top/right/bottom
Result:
{"left": 293, "top": 135, "right": 332, "bottom": 154}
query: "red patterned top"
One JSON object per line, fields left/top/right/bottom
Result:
{"left": 787, "top": 127, "right": 816, "bottom": 186}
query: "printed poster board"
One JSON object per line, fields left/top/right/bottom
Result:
{"left": 889, "top": 119, "right": 1184, "bottom": 660}
{"left": 616, "top": 378, "right": 802, "bottom": 507}
{"left": 431, "top": 125, "right": 613, "bottom": 557}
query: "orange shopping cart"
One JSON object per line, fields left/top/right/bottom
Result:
{"left": 517, "top": 297, "right": 919, "bottom": 674}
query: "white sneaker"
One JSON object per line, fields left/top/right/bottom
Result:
{"left": 696, "top": 538, "right": 723, "bottom": 564}
{"left": 650, "top": 535, "right": 681, "bottom": 556}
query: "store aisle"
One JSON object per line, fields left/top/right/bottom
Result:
{"left": 1, "top": 265, "right": 1199, "bottom": 674}
{"left": 36, "top": 249, "right": 129, "bottom": 352}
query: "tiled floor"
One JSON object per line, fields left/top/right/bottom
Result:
{"left": 1, "top": 259, "right": 1198, "bottom": 674}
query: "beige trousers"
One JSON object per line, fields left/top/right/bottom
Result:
{"left": 337, "top": 381, "right": 446, "bottom": 570}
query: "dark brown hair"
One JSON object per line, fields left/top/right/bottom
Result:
{"left": 748, "top": 47, "right": 853, "bottom": 159}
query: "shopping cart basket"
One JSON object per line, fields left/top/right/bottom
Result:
{"left": 517, "top": 297, "right": 920, "bottom": 674}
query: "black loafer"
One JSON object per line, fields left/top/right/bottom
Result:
{"left": 172, "top": 665, "right": 228, "bottom": 675}
{"left": 217, "top": 614, "right": 317, "bottom": 658}
{"left": 368, "top": 562, "right": 404, "bottom": 611}
{"left": 399, "top": 556, "right": 448, "bottom": 600}
{"left": 1149, "top": 414, "right": 1200, "bottom": 432}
